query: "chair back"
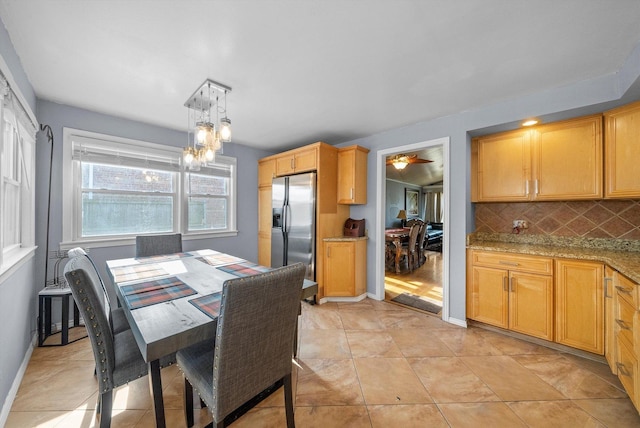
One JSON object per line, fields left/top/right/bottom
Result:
{"left": 211, "top": 263, "right": 306, "bottom": 422}
{"left": 408, "top": 223, "right": 420, "bottom": 249}
{"left": 67, "top": 247, "right": 116, "bottom": 317}
{"left": 417, "top": 221, "right": 427, "bottom": 250}
{"left": 64, "top": 257, "right": 116, "bottom": 394}
{"left": 135, "top": 233, "right": 182, "bottom": 257}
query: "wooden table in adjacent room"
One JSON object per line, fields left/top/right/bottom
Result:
{"left": 385, "top": 228, "right": 409, "bottom": 273}
{"left": 106, "top": 249, "right": 317, "bottom": 428}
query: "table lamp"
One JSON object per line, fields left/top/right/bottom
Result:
{"left": 397, "top": 209, "right": 407, "bottom": 227}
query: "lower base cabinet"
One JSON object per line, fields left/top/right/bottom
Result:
{"left": 323, "top": 238, "right": 367, "bottom": 297}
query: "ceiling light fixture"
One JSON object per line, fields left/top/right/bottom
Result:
{"left": 183, "top": 79, "right": 232, "bottom": 170}
{"left": 522, "top": 119, "right": 539, "bottom": 127}
{"left": 392, "top": 156, "right": 409, "bottom": 170}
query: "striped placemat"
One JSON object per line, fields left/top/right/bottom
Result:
{"left": 216, "top": 261, "right": 272, "bottom": 277}
{"left": 189, "top": 292, "right": 222, "bottom": 320}
{"left": 196, "top": 253, "right": 244, "bottom": 267}
{"left": 110, "top": 264, "right": 168, "bottom": 283}
{"left": 121, "top": 276, "right": 196, "bottom": 309}
{"left": 134, "top": 251, "right": 196, "bottom": 263}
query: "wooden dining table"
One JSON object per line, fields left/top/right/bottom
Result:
{"left": 385, "top": 228, "right": 410, "bottom": 273}
{"left": 106, "top": 249, "right": 317, "bottom": 428}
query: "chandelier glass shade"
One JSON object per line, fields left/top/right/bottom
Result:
{"left": 183, "top": 79, "right": 232, "bottom": 170}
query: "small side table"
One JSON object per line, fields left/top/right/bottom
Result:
{"left": 37, "top": 286, "right": 86, "bottom": 347}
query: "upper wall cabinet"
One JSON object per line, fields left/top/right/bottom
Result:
{"left": 472, "top": 114, "right": 603, "bottom": 202}
{"left": 275, "top": 146, "right": 317, "bottom": 176}
{"left": 338, "top": 145, "right": 369, "bottom": 204}
{"left": 605, "top": 100, "right": 640, "bottom": 198}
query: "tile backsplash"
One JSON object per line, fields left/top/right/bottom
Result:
{"left": 474, "top": 200, "right": 640, "bottom": 240}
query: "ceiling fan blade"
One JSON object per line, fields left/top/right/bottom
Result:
{"left": 409, "top": 158, "right": 433, "bottom": 164}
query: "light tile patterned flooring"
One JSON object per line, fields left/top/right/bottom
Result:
{"left": 7, "top": 298, "right": 640, "bottom": 427}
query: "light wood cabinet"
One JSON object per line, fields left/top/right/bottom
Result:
{"left": 555, "top": 259, "right": 604, "bottom": 354}
{"left": 275, "top": 146, "right": 317, "bottom": 176}
{"left": 605, "top": 100, "right": 640, "bottom": 198}
{"left": 471, "top": 114, "right": 602, "bottom": 202}
{"left": 338, "top": 145, "right": 369, "bottom": 204}
{"left": 323, "top": 238, "right": 367, "bottom": 297}
{"left": 604, "top": 266, "right": 617, "bottom": 373}
{"left": 467, "top": 250, "right": 554, "bottom": 340}
{"left": 258, "top": 142, "right": 350, "bottom": 300}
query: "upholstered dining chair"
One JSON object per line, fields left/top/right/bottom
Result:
{"left": 64, "top": 257, "right": 174, "bottom": 428}
{"left": 135, "top": 233, "right": 183, "bottom": 257}
{"left": 66, "top": 247, "right": 129, "bottom": 335}
{"left": 416, "top": 221, "right": 428, "bottom": 266}
{"left": 399, "top": 223, "right": 420, "bottom": 272}
{"left": 176, "top": 263, "right": 306, "bottom": 428}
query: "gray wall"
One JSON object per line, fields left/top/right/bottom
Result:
{"left": 343, "top": 41, "right": 640, "bottom": 323}
{"left": 385, "top": 180, "right": 421, "bottom": 228}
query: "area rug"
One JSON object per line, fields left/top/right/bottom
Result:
{"left": 391, "top": 293, "right": 442, "bottom": 314}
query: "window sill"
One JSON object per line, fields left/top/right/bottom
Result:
{"left": 59, "top": 230, "right": 239, "bottom": 250}
{"left": 0, "top": 246, "right": 37, "bottom": 284}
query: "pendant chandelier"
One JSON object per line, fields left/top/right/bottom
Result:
{"left": 183, "top": 79, "right": 232, "bottom": 170}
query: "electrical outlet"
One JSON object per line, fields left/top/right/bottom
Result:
{"left": 513, "top": 220, "right": 528, "bottom": 229}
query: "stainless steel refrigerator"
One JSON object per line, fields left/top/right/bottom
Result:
{"left": 271, "top": 172, "right": 316, "bottom": 281}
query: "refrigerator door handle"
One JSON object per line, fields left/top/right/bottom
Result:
{"left": 284, "top": 204, "right": 292, "bottom": 233}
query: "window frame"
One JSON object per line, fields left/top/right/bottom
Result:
{"left": 61, "top": 128, "right": 237, "bottom": 249}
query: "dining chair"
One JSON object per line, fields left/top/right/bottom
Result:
{"left": 416, "top": 221, "right": 428, "bottom": 266}
{"left": 66, "top": 247, "right": 129, "bottom": 335}
{"left": 64, "top": 258, "right": 172, "bottom": 428}
{"left": 135, "top": 233, "right": 183, "bottom": 257}
{"left": 176, "top": 263, "right": 306, "bottom": 428}
{"left": 399, "top": 223, "right": 420, "bottom": 272}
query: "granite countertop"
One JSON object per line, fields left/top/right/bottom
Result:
{"left": 323, "top": 236, "right": 369, "bottom": 242}
{"left": 467, "top": 232, "right": 640, "bottom": 284}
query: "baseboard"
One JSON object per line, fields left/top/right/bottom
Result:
{"left": 319, "top": 293, "right": 367, "bottom": 304}
{"left": 0, "top": 333, "right": 36, "bottom": 427}
{"left": 444, "top": 316, "right": 467, "bottom": 328}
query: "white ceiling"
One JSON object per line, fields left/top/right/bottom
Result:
{"left": 2, "top": 1, "right": 640, "bottom": 153}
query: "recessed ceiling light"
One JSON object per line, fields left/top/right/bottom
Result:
{"left": 522, "top": 119, "right": 539, "bottom": 127}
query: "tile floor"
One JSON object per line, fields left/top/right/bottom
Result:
{"left": 7, "top": 298, "right": 640, "bottom": 427}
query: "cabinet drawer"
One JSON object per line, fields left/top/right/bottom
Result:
{"left": 617, "top": 274, "right": 638, "bottom": 309}
{"left": 617, "top": 335, "right": 637, "bottom": 405}
{"left": 471, "top": 251, "right": 553, "bottom": 275}
{"left": 616, "top": 295, "right": 635, "bottom": 347}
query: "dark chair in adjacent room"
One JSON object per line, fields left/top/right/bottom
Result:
{"left": 399, "top": 223, "right": 420, "bottom": 273}
{"left": 64, "top": 257, "right": 174, "bottom": 428}
{"left": 176, "top": 263, "right": 306, "bottom": 428}
{"left": 135, "top": 233, "right": 183, "bottom": 257}
{"left": 416, "top": 220, "right": 428, "bottom": 266}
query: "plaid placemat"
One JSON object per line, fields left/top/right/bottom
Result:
{"left": 217, "top": 261, "right": 273, "bottom": 277}
{"left": 134, "top": 251, "right": 196, "bottom": 263}
{"left": 189, "top": 292, "right": 222, "bottom": 320}
{"left": 121, "top": 276, "right": 197, "bottom": 309}
{"left": 196, "top": 253, "right": 244, "bottom": 267}
{"left": 110, "top": 264, "right": 168, "bottom": 283}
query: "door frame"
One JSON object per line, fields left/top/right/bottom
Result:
{"left": 374, "top": 136, "right": 451, "bottom": 321}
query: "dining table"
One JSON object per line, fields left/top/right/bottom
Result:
{"left": 106, "top": 249, "right": 317, "bottom": 428}
{"left": 385, "top": 228, "right": 410, "bottom": 273}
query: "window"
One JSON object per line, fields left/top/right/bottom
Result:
{"left": 62, "top": 129, "right": 236, "bottom": 247}
{"left": 0, "top": 74, "right": 37, "bottom": 275}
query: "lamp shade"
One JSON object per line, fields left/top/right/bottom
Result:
{"left": 396, "top": 209, "right": 407, "bottom": 220}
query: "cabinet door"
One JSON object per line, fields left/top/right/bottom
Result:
{"left": 604, "top": 267, "right": 617, "bottom": 373}
{"left": 257, "top": 186, "right": 272, "bottom": 266}
{"left": 533, "top": 115, "right": 602, "bottom": 200}
{"left": 324, "top": 241, "right": 355, "bottom": 297}
{"left": 468, "top": 266, "right": 509, "bottom": 328}
{"left": 555, "top": 259, "right": 604, "bottom": 354}
{"left": 338, "top": 146, "right": 368, "bottom": 204}
{"left": 605, "top": 101, "right": 640, "bottom": 198}
{"left": 509, "top": 272, "right": 554, "bottom": 340}
{"left": 258, "top": 158, "right": 276, "bottom": 187}
{"left": 276, "top": 155, "right": 295, "bottom": 176}
{"left": 294, "top": 148, "right": 317, "bottom": 173}
{"left": 472, "top": 130, "right": 531, "bottom": 202}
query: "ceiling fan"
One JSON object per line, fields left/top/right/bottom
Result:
{"left": 386, "top": 154, "right": 433, "bottom": 170}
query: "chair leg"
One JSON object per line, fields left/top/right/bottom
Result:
{"left": 283, "top": 373, "right": 295, "bottom": 428}
{"left": 184, "top": 377, "right": 195, "bottom": 428}
{"left": 99, "top": 390, "right": 112, "bottom": 428}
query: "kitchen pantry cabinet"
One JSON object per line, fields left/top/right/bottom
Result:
{"left": 257, "top": 158, "right": 276, "bottom": 266}
{"left": 471, "top": 114, "right": 602, "bottom": 202}
{"left": 555, "top": 259, "right": 604, "bottom": 354}
{"left": 467, "top": 250, "right": 554, "bottom": 340}
{"left": 337, "top": 145, "right": 369, "bottom": 204}
{"left": 323, "top": 238, "right": 367, "bottom": 297}
{"left": 605, "top": 100, "right": 640, "bottom": 198}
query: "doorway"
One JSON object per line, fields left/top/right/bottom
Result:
{"left": 375, "top": 137, "right": 450, "bottom": 321}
